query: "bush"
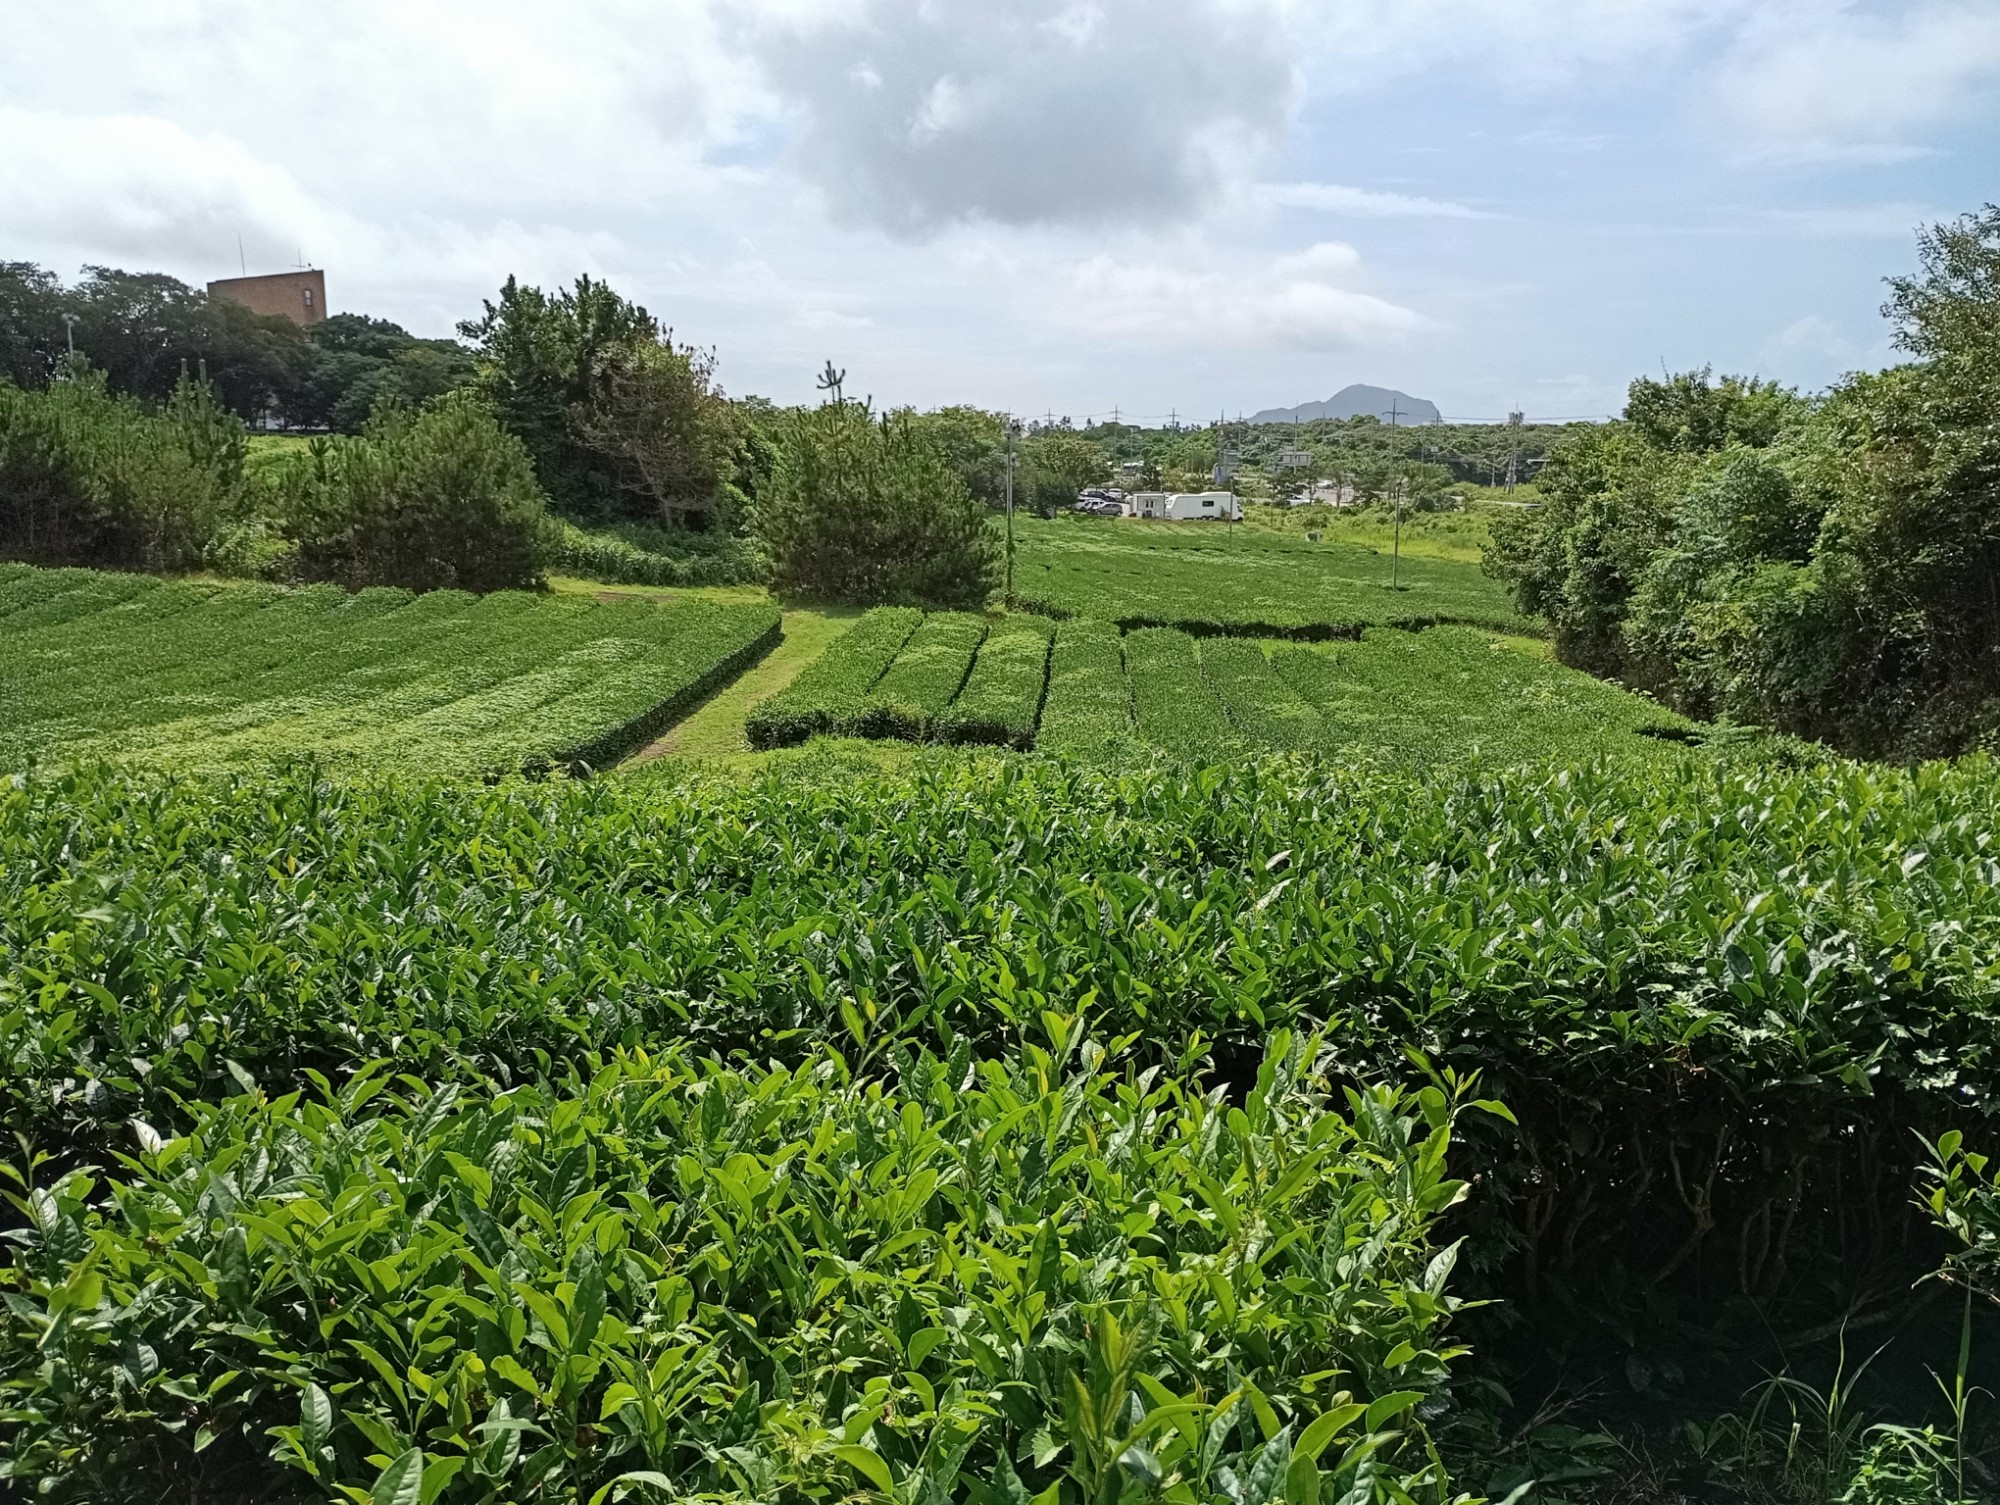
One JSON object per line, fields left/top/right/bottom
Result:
{"left": 0, "top": 365, "right": 243, "bottom": 573}
{"left": 0, "top": 1028, "right": 1485, "bottom": 1505}
{"left": 754, "top": 395, "right": 1000, "bottom": 607}
{"left": 274, "top": 392, "right": 547, "bottom": 592}
{"left": 544, "top": 515, "right": 766, "bottom": 587}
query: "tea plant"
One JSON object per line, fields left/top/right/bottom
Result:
{"left": 1009, "top": 516, "right": 1525, "bottom": 636}
{"left": 1038, "top": 619, "right": 1133, "bottom": 756}
{"left": 852, "top": 611, "right": 989, "bottom": 740}
{"left": 1197, "top": 640, "right": 1322, "bottom": 752}
{"left": 746, "top": 605, "right": 922, "bottom": 748}
{"left": 0, "top": 564, "right": 779, "bottom": 777}
{"left": 940, "top": 614, "right": 1055, "bottom": 748}
{"left": 0, "top": 1027, "right": 1498, "bottom": 1505}
{"left": 1123, "top": 628, "right": 1240, "bottom": 760}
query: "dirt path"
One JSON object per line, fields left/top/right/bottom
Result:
{"left": 630, "top": 607, "right": 860, "bottom": 763}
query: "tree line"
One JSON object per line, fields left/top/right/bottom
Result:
{"left": 1486, "top": 204, "right": 2000, "bottom": 759}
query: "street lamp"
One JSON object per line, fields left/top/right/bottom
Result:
{"left": 60, "top": 313, "right": 79, "bottom": 363}
{"left": 1003, "top": 418, "right": 1021, "bottom": 606}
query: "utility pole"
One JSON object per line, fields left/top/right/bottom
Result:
{"left": 1505, "top": 409, "right": 1523, "bottom": 493}
{"left": 60, "top": 313, "right": 77, "bottom": 360}
{"left": 1392, "top": 471, "right": 1404, "bottom": 589}
{"left": 1004, "top": 417, "right": 1020, "bottom": 606}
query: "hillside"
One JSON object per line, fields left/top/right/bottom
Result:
{"left": 1250, "top": 382, "right": 1442, "bottom": 424}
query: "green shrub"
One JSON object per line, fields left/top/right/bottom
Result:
{"left": 0, "top": 366, "right": 243, "bottom": 573}
{"left": 754, "top": 398, "right": 1000, "bottom": 608}
{"left": 745, "top": 605, "right": 922, "bottom": 747}
{"left": 1198, "top": 638, "right": 1322, "bottom": 750}
{"left": 275, "top": 392, "right": 547, "bottom": 592}
{"left": 940, "top": 614, "right": 1055, "bottom": 748}
{"left": 851, "top": 611, "right": 988, "bottom": 740}
{"left": 1124, "top": 627, "right": 1240, "bottom": 759}
{"left": 2, "top": 754, "right": 1999, "bottom": 1415}
{"left": 544, "top": 516, "right": 766, "bottom": 587}
{"left": 0, "top": 563, "right": 777, "bottom": 776}
{"left": 0, "top": 1030, "right": 1486, "bottom": 1505}
{"left": 1037, "top": 618, "right": 1132, "bottom": 756}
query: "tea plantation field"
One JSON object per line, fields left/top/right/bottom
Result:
{"left": 1009, "top": 515, "right": 1527, "bottom": 634}
{"left": 749, "top": 604, "right": 1685, "bottom": 765}
{"left": 0, "top": 563, "right": 777, "bottom": 778}
{"left": 4, "top": 753, "right": 1998, "bottom": 1504}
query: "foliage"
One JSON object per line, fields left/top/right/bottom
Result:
{"left": 545, "top": 516, "right": 768, "bottom": 588}
{"left": 0, "top": 752, "right": 1996, "bottom": 1384}
{"left": 1123, "top": 628, "right": 1239, "bottom": 760}
{"left": 1019, "top": 434, "right": 1113, "bottom": 516}
{"left": 1622, "top": 367, "right": 1805, "bottom": 454}
{"left": 1014, "top": 516, "right": 1525, "bottom": 637}
{"left": 0, "top": 364, "right": 248, "bottom": 572}
{"left": 1197, "top": 640, "right": 1322, "bottom": 752}
{"left": 461, "top": 275, "right": 741, "bottom": 531}
{"left": 852, "top": 612, "right": 989, "bottom": 740}
{"left": 569, "top": 337, "right": 742, "bottom": 531}
{"left": 746, "top": 606, "right": 923, "bottom": 748}
{"left": 939, "top": 615, "right": 1055, "bottom": 748}
{"left": 1485, "top": 210, "right": 2000, "bottom": 757}
{"left": 1037, "top": 619, "right": 1133, "bottom": 757}
{"left": 1268, "top": 628, "right": 1693, "bottom": 768}
{"left": 301, "top": 312, "right": 479, "bottom": 433}
{"left": 754, "top": 394, "right": 1001, "bottom": 609}
{"left": 273, "top": 392, "right": 549, "bottom": 592}
{"left": 0, "top": 563, "right": 778, "bottom": 776}
{"left": 0, "top": 262, "right": 315, "bottom": 417}
{"left": 0, "top": 1025, "right": 1486, "bottom": 1505}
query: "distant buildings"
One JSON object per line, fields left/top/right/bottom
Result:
{"left": 206, "top": 269, "right": 327, "bottom": 326}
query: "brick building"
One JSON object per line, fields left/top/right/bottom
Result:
{"left": 206, "top": 269, "right": 327, "bottom": 326}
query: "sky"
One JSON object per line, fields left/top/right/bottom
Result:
{"left": 1, "top": 0, "right": 1996, "bottom": 422}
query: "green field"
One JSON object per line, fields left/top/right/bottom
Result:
{"left": 1010, "top": 514, "right": 1527, "bottom": 633}
{"left": 0, "top": 530, "right": 1982, "bottom": 1505}
{"left": 4, "top": 752, "right": 1996, "bottom": 1503}
{"left": 0, "top": 563, "right": 777, "bottom": 777}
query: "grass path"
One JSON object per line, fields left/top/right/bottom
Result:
{"left": 628, "top": 606, "right": 859, "bottom": 764}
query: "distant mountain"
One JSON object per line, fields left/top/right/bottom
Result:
{"left": 1250, "top": 384, "right": 1441, "bottom": 425}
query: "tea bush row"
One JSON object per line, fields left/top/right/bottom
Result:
{"left": 937, "top": 615, "right": 1055, "bottom": 748}
{"left": 1037, "top": 619, "right": 1132, "bottom": 757}
{"left": 1197, "top": 640, "right": 1323, "bottom": 752}
{"left": 1123, "top": 628, "right": 1239, "bottom": 760}
{"left": 852, "top": 612, "right": 989, "bottom": 740}
{"left": 0, "top": 564, "right": 778, "bottom": 777}
{"left": 0, "top": 1028, "right": 1488, "bottom": 1504}
{"left": 745, "top": 606, "right": 923, "bottom": 747}
{"left": 1009, "top": 516, "right": 1526, "bottom": 636}
{"left": 6, "top": 751, "right": 1996, "bottom": 1364}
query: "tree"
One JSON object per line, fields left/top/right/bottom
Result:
{"left": 275, "top": 392, "right": 546, "bottom": 593}
{"left": 461, "top": 274, "right": 739, "bottom": 528}
{"left": 753, "top": 385, "right": 1000, "bottom": 607}
{"left": 0, "top": 363, "right": 243, "bottom": 573}
{"left": 1623, "top": 367, "right": 1802, "bottom": 453}
{"left": 0, "top": 262, "right": 65, "bottom": 389}
{"left": 569, "top": 338, "right": 739, "bottom": 530}
{"left": 904, "top": 406, "right": 1009, "bottom": 505}
{"left": 301, "top": 314, "right": 476, "bottom": 433}
{"left": 1019, "top": 433, "right": 1111, "bottom": 515}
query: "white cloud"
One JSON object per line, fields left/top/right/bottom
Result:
{"left": 1257, "top": 182, "right": 1490, "bottom": 218}
{"left": 1069, "top": 241, "right": 1423, "bottom": 350}
{"left": 741, "top": 0, "right": 1297, "bottom": 232}
{"left": 1712, "top": 1, "right": 2000, "bottom": 155}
